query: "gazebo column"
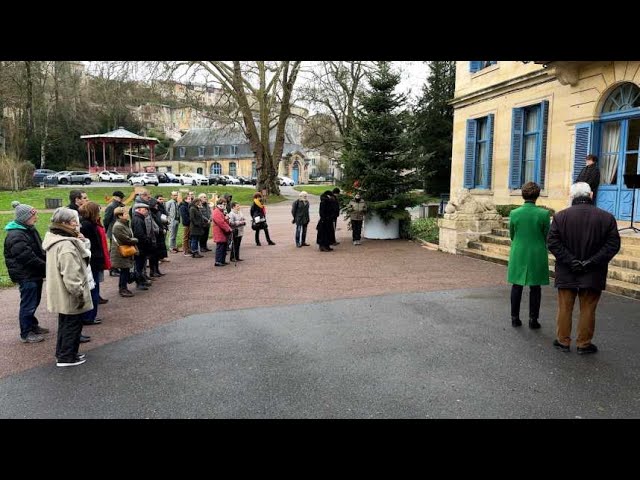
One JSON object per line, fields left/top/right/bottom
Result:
{"left": 129, "top": 141, "right": 133, "bottom": 172}
{"left": 150, "top": 143, "right": 155, "bottom": 168}
{"left": 102, "top": 141, "right": 107, "bottom": 172}
{"left": 86, "top": 142, "right": 91, "bottom": 171}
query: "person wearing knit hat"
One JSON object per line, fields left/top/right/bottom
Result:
{"left": 3, "top": 201, "right": 48, "bottom": 343}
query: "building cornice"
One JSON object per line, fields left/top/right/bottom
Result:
{"left": 451, "top": 70, "right": 556, "bottom": 109}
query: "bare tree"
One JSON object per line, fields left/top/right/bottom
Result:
{"left": 298, "top": 61, "right": 374, "bottom": 152}
{"left": 148, "top": 61, "right": 302, "bottom": 195}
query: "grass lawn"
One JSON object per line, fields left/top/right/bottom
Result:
{"left": 0, "top": 185, "right": 285, "bottom": 211}
{"left": 293, "top": 185, "right": 334, "bottom": 196}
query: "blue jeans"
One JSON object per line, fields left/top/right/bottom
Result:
{"left": 190, "top": 235, "right": 200, "bottom": 254}
{"left": 18, "top": 279, "right": 43, "bottom": 338}
{"left": 215, "top": 242, "right": 227, "bottom": 264}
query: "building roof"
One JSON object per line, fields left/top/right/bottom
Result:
{"left": 173, "top": 128, "right": 246, "bottom": 147}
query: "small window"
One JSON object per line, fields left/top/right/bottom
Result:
{"left": 509, "top": 100, "right": 549, "bottom": 189}
{"left": 470, "top": 61, "right": 497, "bottom": 73}
{"left": 230, "top": 145, "right": 238, "bottom": 156}
{"left": 229, "top": 162, "right": 237, "bottom": 176}
{"left": 463, "top": 115, "right": 494, "bottom": 189}
{"left": 179, "top": 147, "right": 186, "bottom": 158}
{"left": 213, "top": 146, "right": 220, "bottom": 156}
{"left": 198, "top": 146, "right": 205, "bottom": 157}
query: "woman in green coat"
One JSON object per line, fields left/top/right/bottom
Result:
{"left": 507, "top": 182, "right": 550, "bottom": 328}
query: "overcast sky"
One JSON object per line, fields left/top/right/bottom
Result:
{"left": 395, "top": 61, "right": 429, "bottom": 101}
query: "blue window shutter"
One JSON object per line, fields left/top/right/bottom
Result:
{"left": 464, "top": 119, "right": 477, "bottom": 188}
{"left": 486, "top": 114, "right": 495, "bottom": 188}
{"left": 573, "top": 122, "right": 592, "bottom": 181}
{"left": 470, "top": 61, "right": 481, "bottom": 73}
{"left": 509, "top": 108, "right": 524, "bottom": 189}
{"left": 538, "top": 100, "right": 549, "bottom": 189}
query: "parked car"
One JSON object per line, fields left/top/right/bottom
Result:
{"left": 180, "top": 172, "right": 209, "bottom": 186}
{"left": 208, "top": 174, "right": 228, "bottom": 186}
{"left": 223, "top": 175, "right": 241, "bottom": 185}
{"left": 156, "top": 172, "right": 177, "bottom": 183}
{"left": 278, "top": 176, "right": 295, "bottom": 186}
{"left": 129, "top": 173, "right": 159, "bottom": 186}
{"left": 49, "top": 170, "right": 93, "bottom": 185}
{"left": 33, "top": 169, "right": 57, "bottom": 185}
{"left": 98, "top": 170, "right": 125, "bottom": 182}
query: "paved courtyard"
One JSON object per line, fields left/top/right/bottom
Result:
{"left": 0, "top": 188, "right": 638, "bottom": 418}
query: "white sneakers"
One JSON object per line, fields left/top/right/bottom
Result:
{"left": 56, "top": 358, "right": 86, "bottom": 368}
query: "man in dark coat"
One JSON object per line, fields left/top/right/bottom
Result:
{"left": 103, "top": 190, "right": 125, "bottom": 277}
{"left": 3, "top": 201, "right": 48, "bottom": 343}
{"left": 547, "top": 181, "right": 620, "bottom": 354}
{"left": 67, "top": 189, "right": 88, "bottom": 211}
{"left": 575, "top": 154, "right": 601, "bottom": 202}
{"left": 131, "top": 203, "right": 154, "bottom": 290}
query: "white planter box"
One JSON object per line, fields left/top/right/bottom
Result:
{"left": 363, "top": 212, "right": 399, "bottom": 239}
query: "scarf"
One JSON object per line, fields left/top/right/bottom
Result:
{"left": 50, "top": 222, "right": 79, "bottom": 237}
{"left": 97, "top": 224, "right": 112, "bottom": 271}
{"left": 253, "top": 198, "right": 266, "bottom": 214}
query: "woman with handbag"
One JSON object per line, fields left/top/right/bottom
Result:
{"left": 110, "top": 207, "right": 139, "bottom": 297}
{"left": 250, "top": 192, "right": 275, "bottom": 246}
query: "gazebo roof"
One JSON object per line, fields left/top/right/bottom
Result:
{"left": 80, "top": 127, "right": 158, "bottom": 143}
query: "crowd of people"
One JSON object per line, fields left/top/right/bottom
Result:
{"left": 3, "top": 185, "right": 371, "bottom": 367}
{"left": 4, "top": 171, "right": 621, "bottom": 368}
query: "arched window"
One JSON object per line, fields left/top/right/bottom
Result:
{"left": 229, "top": 162, "right": 237, "bottom": 176}
{"left": 251, "top": 160, "right": 257, "bottom": 177}
{"left": 210, "top": 162, "right": 222, "bottom": 175}
{"left": 602, "top": 83, "right": 640, "bottom": 113}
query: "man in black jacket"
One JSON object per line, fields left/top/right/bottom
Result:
{"left": 576, "top": 154, "right": 601, "bottom": 202}
{"left": 548, "top": 182, "right": 620, "bottom": 355}
{"left": 3, "top": 201, "right": 47, "bottom": 343}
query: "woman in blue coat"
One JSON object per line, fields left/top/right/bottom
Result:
{"left": 507, "top": 182, "right": 550, "bottom": 328}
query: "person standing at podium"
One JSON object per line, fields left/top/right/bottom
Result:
{"left": 576, "top": 154, "right": 601, "bottom": 202}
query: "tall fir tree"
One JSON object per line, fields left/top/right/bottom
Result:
{"left": 341, "top": 62, "right": 421, "bottom": 223}
{"left": 410, "top": 61, "right": 455, "bottom": 195}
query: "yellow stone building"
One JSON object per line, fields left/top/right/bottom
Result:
{"left": 451, "top": 61, "right": 640, "bottom": 221}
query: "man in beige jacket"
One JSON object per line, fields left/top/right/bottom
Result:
{"left": 347, "top": 193, "right": 367, "bottom": 245}
{"left": 42, "top": 207, "right": 94, "bottom": 367}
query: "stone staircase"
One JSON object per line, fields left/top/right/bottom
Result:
{"left": 461, "top": 219, "right": 640, "bottom": 300}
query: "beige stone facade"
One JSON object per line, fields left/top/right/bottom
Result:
{"left": 451, "top": 61, "right": 640, "bottom": 220}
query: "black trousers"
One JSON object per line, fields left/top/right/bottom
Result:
{"left": 511, "top": 284, "right": 541, "bottom": 319}
{"left": 255, "top": 227, "right": 272, "bottom": 245}
{"left": 230, "top": 233, "right": 243, "bottom": 260}
{"left": 351, "top": 220, "right": 363, "bottom": 241}
{"left": 118, "top": 268, "right": 130, "bottom": 290}
{"left": 56, "top": 312, "right": 84, "bottom": 362}
{"left": 200, "top": 224, "right": 210, "bottom": 250}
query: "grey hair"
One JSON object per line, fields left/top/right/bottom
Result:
{"left": 570, "top": 182, "right": 592, "bottom": 200}
{"left": 299, "top": 191, "right": 308, "bottom": 197}
{"left": 51, "top": 207, "right": 79, "bottom": 224}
